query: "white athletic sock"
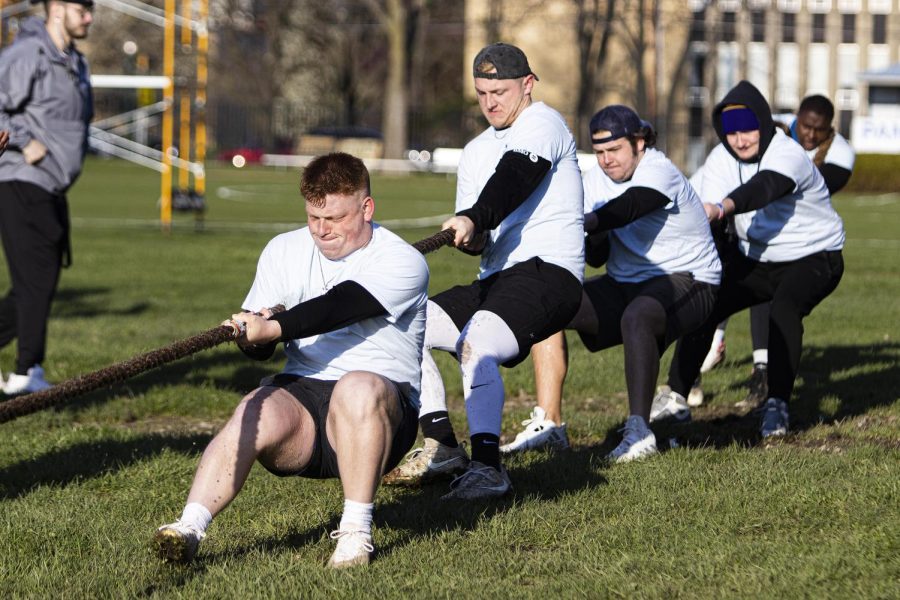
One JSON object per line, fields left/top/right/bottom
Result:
{"left": 180, "top": 502, "right": 212, "bottom": 533}
{"left": 712, "top": 324, "right": 727, "bottom": 347}
{"left": 339, "top": 499, "right": 374, "bottom": 534}
{"left": 753, "top": 349, "right": 768, "bottom": 365}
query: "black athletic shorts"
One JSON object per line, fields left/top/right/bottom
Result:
{"left": 431, "top": 257, "right": 583, "bottom": 367}
{"left": 260, "top": 374, "right": 419, "bottom": 479}
{"left": 578, "top": 272, "right": 718, "bottom": 353}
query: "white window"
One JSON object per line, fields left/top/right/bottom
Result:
{"left": 748, "top": 0, "right": 771, "bottom": 8}
{"left": 835, "top": 88, "right": 858, "bottom": 110}
{"left": 716, "top": 42, "right": 740, "bottom": 102}
{"left": 718, "top": 0, "right": 741, "bottom": 10}
{"left": 837, "top": 44, "right": 859, "bottom": 88}
{"left": 748, "top": 43, "right": 770, "bottom": 94}
{"left": 868, "top": 0, "right": 892, "bottom": 14}
{"left": 778, "top": 0, "right": 801, "bottom": 11}
{"left": 868, "top": 45, "right": 890, "bottom": 71}
{"left": 688, "top": 0, "right": 707, "bottom": 11}
{"left": 837, "top": 0, "right": 861, "bottom": 12}
{"left": 776, "top": 44, "right": 800, "bottom": 109}
{"left": 807, "top": 0, "right": 832, "bottom": 13}
{"left": 807, "top": 45, "right": 830, "bottom": 93}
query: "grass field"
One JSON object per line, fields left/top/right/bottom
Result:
{"left": 1, "top": 157, "right": 898, "bottom": 598}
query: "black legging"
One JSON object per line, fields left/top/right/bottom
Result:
{"left": 669, "top": 250, "right": 844, "bottom": 402}
{"left": 0, "top": 181, "right": 69, "bottom": 373}
{"left": 575, "top": 273, "right": 717, "bottom": 418}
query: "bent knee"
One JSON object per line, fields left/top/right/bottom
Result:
{"left": 331, "top": 372, "right": 396, "bottom": 418}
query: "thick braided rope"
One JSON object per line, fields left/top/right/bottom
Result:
{"left": 0, "top": 228, "right": 455, "bottom": 424}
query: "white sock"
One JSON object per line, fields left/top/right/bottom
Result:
{"left": 180, "top": 502, "right": 212, "bottom": 533}
{"left": 339, "top": 499, "right": 374, "bottom": 534}
{"left": 753, "top": 349, "right": 768, "bottom": 365}
{"left": 712, "top": 325, "right": 727, "bottom": 347}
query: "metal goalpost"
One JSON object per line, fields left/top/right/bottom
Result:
{"left": 0, "top": 0, "right": 209, "bottom": 231}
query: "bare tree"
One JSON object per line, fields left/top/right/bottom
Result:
{"left": 572, "top": 0, "right": 616, "bottom": 148}
{"left": 358, "top": 0, "right": 423, "bottom": 158}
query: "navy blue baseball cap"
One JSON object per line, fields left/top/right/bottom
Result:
{"left": 473, "top": 43, "right": 539, "bottom": 81}
{"left": 589, "top": 105, "right": 652, "bottom": 144}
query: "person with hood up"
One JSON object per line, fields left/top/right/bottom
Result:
{"left": 0, "top": 0, "right": 94, "bottom": 395}
{"left": 651, "top": 80, "right": 845, "bottom": 438}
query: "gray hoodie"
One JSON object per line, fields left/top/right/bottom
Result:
{"left": 0, "top": 16, "right": 93, "bottom": 194}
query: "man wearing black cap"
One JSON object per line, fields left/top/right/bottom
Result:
{"left": 660, "top": 80, "right": 845, "bottom": 438}
{"left": 384, "top": 43, "right": 584, "bottom": 498}
{"left": 529, "top": 105, "right": 721, "bottom": 463}
{"left": 0, "top": 0, "right": 94, "bottom": 395}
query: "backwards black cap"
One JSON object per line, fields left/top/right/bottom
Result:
{"left": 589, "top": 105, "right": 653, "bottom": 144}
{"left": 473, "top": 43, "right": 539, "bottom": 81}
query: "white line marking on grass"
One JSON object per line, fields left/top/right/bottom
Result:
{"left": 215, "top": 184, "right": 297, "bottom": 202}
{"left": 851, "top": 194, "right": 899, "bottom": 207}
{"left": 71, "top": 214, "right": 452, "bottom": 232}
{"left": 847, "top": 238, "right": 900, "bottom": 248}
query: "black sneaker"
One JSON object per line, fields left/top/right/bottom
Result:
{"left": 738, "top": 363, "right": 768, "bottom": 409}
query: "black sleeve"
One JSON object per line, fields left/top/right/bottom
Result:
{"left": 819, "top": 164, "right": 852, "bottom": 195}
{"left": 269, "top": 280, "right": 388, "bottom": 340}
{"left": 239, "top": 340, "right": 278, "bottom": 362}
{"left": 728, "top": 170, "right": 795, "bottom": 213}
{"left": 456, "top": 150, "right": 551, "bottom": 234}
{"left": 587, "top": 187, "right": 670, "bottom": 232}
{"left": 584, "top": 230, "right": 610, "bottom": 268}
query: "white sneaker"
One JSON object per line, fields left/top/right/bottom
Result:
{"left": 327, "top": 529, "right": 374, "bottom": 569}
{"left": 3, "top": 365, "right": 52, "bottom": 395}
{"left": 382, "top": 438, "right": 469, "bottom": 486}
{"left": 154, "top": 520, "right": 206, "bottom": 563}
{"left": 649, "top": 386, "right": 692, "bottom": 423}
{"left": 607, "top": 415, "right": 657, "bottom": 463}
{"left": 687, "top": 376, "right": 704, "bottom": 407}
{"left": 500, "top": 407, "right": 569, "bottom": 453}
{"left": 700, "top": 340, "right": 726, "bottom": 373}
{"left": 441, "top": 461, "right": 512, "bottom": 500}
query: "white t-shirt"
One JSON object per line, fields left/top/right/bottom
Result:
{"left": 809, "top": 131, "right": 855, "bottom": 171}
{"left": 697, "top": 129, "right": 845, "bottom": 262}
{"left": 583, "top": 148, "right": 722, "bottom": 285}
{"left": 242, "top": 224, "right": 429, "bottom": 406}
{"left": 456, "top": 101, "right": 585, "bottom": 281}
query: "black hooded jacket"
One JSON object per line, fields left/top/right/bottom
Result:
{"left": 713, "top": 81, "right": 795, "bottom": 213}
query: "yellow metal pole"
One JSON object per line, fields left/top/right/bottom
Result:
{"left": 195, "top": 0, "right": 208, "bottom": 197}
{"left": 160, "top": 0, "right": 175, "bottom": 230}
{"left": 177, "top": 1, "right": 192, "bottom": 192}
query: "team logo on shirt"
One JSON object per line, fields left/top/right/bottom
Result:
{"left": 511, "top": 148, "right": 540, "bottom": 163}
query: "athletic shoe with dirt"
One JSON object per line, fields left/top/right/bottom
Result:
{"left": 327, "top": 529, "right": 374, "bottom": 569}
{"left": 760, "top": 397, "right": 789, "bottom": 438}
{"left": 153, "top": 520, "right": 205, "bottom": 563}
{"left": 441, "top": 461, "right": 512, "bottom": 500}
{"left": 3, "top": 365, "right": 51, "bottom": 395}
{"left": 500, "top": 406, "right": 569, "bottom": 453}
{"left": 687, "top": 376, "right": 704, "bottom": 407}
{"left": 738, "top": 363, "right": 769, "bottom": 409}
{"left": 382, "top": 437, "right": 469, "bottom": 486}
{"left": 699, "top": 340, "right": 726, "bottom": 373}
{"left": 607, "top": 415, "right": 658, "bottom": 463}
{"left": 649, "top": 386, "right": 692, "bottom": 423}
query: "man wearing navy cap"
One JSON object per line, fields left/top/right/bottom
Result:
{"left": 384, "top": 42, "right": 585, "bottom": 498}
{"left": 0, "top": 0, "right": 94, "bottom": 394}
{"left": 536, "top": 105, "right": 721, "bottom": 462}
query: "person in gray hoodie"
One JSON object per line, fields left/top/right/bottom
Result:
{"left": 0, "top": 0, "right": 94, "bottom": 394}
